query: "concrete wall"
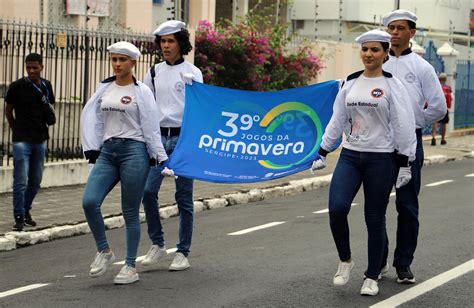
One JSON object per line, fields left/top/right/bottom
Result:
{"left": 124, "top": 0, "right": 153, "bottom": 32}
{"left": 1, "top": 160, "right": 89, "bottom": 193}
{"left": 189, "top": 0, "right": 216, "bottom": 29}
{"left": 287, "top": 38, "right": 363, "bottom": 83}
{"left": 0, "top": 0, "right": 41, "bottom": 21}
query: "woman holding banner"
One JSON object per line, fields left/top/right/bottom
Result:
{"left": 140, "top": 20, "right": 203, "bottom": 271}
{"left": 80, "top": 41, "right": 171, "bottom": 284}
{"left": 310, "top": 30, "right": 416, "bottom": 296}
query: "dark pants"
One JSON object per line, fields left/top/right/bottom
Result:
{"left": 329, "top": 148, "right": 396, "bottom": 280}
{"left": 142, "top": 135, "right": 194, "bottom": 257}
{"left": 385, "top": 129, "right": 424, "bottom": 268}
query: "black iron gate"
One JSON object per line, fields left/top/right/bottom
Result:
{"left": 0, "top": 20, "right": 160, "bottom": 166}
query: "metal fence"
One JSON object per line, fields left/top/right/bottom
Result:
{"left": 421, "top": 40, "right": 445, "bottom": 135}
{"left": 423, "top": 40, "right": 445, "bottom": 75}
{"left": 454, "top": 60, "right": 474, "bottom": 129}
{"left": 1, "top": 20, "right": 160, "bottom": 166}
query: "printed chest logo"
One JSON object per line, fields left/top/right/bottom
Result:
{"left": 175, "top": 82, "right": 184, "bottom": 92}
{"left": 120, "top": 96, "right": 132, "bottom": 104}
{"left": 371, "top": 88, "right": 384, "bottom": 98}
{"left": 405, "top": 72, "right": 416, "bottom": 83}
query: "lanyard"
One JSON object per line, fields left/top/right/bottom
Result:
{"left": 27, "top": 77, "right": 50, "bottom": 101}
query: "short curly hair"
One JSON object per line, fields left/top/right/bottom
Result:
{"left": 155, "top": 28, "right": 193, "bottom": 56}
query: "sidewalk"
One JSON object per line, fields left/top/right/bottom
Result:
{"left": 1, "top": 133, "right": 473, "bottom": 250}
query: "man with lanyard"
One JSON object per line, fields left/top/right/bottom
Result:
{"left": 382, "top": 9, "right": 446, "bottom": 284}
{"left": 5, "top": 53, "right": 56, "bottom": 231}
{"left": 141, "top": 20, "right": 203, "bottom": 271}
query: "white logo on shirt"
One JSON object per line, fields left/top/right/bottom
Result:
{"left": 405, "top": 73, "right": 416, "bottom": 83}
{"left": 371, "top": 88, "right": 384, "bottom": 98}
{"left": 175, "top": 82, "right": 184, "bottom": 92}
{"left": 120, "top": 96, "right": 132, "bottom": 104}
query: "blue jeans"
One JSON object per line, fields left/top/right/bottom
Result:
{"left": 82, "top": 138, "right": 150, "bottom": 267}
{"left": 142, "top": 135, "right": 194, "bottom": 256}
{"left": 12, "top": 142, "right": 46, "bottom": 218}
{"left": 329, "top": 148, "right": 396, "bottom": 280}
{"left": 390, "top": 129, "right": 424, "bottom": 268}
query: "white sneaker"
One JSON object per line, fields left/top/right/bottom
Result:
{"left": 364, "top": 263, "right": 390, "bottom": 280}
{"left": 360, "top": 278, "right": 379, "bottom": 296}
{"left": 114, "top": 265, "right": 139, "bottom": 285}
{"left": 169, "top": 252, "right": 190, "bottom": 271}
{"left": 141, "top": 245, "right": 167, "bottom": 266}
{"left": 333, "top": 261, "right": 354, "bottom": 286}
{"left": 89, "top": 251, "right": 116, "bottom": 278}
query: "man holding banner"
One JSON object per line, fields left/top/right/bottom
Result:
{"left": 141, "top": 20, "right": 203, "bottom": 271}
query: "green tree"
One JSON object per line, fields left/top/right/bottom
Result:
{"left": 195, "top": 4, "right": 322, "bottom": 91}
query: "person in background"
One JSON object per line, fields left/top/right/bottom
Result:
{"left": 311, "top": 29, "right": 416, "bottom": 296}
{"left": 80, "top": 41, "right": 171, "bottom": 285}
{"left": 5, "top": 53, "right": 56, "bottom": 231}
{"left": 141, "top": 20, "right": 203, "bottom": 271}
{"left": 431, "top": 73, "right": 452, "bottom": 146}
{"left": 382, "top": 9, "right": 446, "bottom": 284}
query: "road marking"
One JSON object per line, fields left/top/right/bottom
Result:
{"left": 64, "top": 275, "right": 76, "bottom": 278}
{"left": 425, "top": 180, "right": 453, "bottom": 187}
{"left": 313, "top": 208, "right": 329, "bottom": 214}
{"left": 227, "top": 222, "right": 286, "bottom": 235}
{"left": 313, "top": 203, "right": 358, "bottom": 214}
{"left": 390, "top": 192, "right": 396, "bottom": 197}
{"left": 370, "top": 259, "right": 474, "bottom": 308}
{"left": 0, "top": 284, "right": 50, "bottom": 299}
{"left": 465, "top": 173, "right": 474, "bottom": 177}
{"left": 114, "top": 247, "right": 177, "bottom": 265}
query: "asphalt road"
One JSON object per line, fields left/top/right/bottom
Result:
{"left": 0, "top": 160, "right": 473, "bottom": 307}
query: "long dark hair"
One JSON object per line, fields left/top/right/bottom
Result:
{"left": 154, "top": 29, "right": 193, "bottom": 56}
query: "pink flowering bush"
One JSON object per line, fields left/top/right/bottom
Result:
{"left": 195, "top": 8, "right": 322, "bottom": 91}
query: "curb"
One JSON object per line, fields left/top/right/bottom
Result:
{"left": 0, "top": 154, "right": 467, "bottom": 251}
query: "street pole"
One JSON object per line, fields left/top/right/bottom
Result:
{"left": 82, "top": 2, "right": 89, "bottom": 107}
{"left": 275, "top": 0, "right": 280, "bottom": 25}
{"left": 314, "top": 0, "right": 318, "bottom": 40}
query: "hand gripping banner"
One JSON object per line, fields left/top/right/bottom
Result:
{"left": 167, "top": 80, "right": 339, "bottom": 183}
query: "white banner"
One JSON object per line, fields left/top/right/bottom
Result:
{"left": 66, "top": 0, "right": 110, "bottom": 17}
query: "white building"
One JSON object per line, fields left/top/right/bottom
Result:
{"left": 289, "top": 0, "right": 472, "bottom": 46}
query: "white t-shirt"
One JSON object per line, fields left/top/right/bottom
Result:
{"left": 321, "top": 71, "right": 416, "bottom": 161}
{"left": 343, "top": 75, "right": 394, "bottom": 153}
{"left": 100, "top": 82, "right": 145, "bottom": 142}
{"left": 144, "top": 60, "right": 203, "bottom": 127}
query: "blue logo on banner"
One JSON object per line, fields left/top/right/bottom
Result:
{"left": 167, "top": 81, "right": 339, "bottom": 183}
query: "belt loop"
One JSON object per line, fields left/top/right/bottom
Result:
{"left": 168, "top": 128, "right": 171, "bottom": 137}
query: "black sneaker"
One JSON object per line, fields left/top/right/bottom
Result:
{"left": 24, "top": 212, "right": 37, "bottom": 227}
{"left": 396, "top": 266, "right": 416, "bottom": 284}
{"left": 12, "top": 215, "right": 24, "bottom": 231}
{"left": 441, "top": 140, "right": 447, "bottom": 145}
{"left": 431, "top": 138, "right": 436, "bottom": 146}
